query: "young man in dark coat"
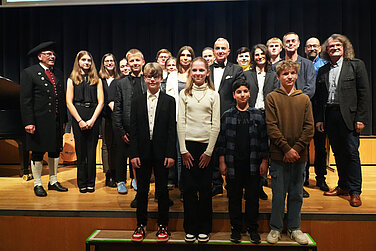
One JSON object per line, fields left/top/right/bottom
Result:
{"left": 20, "top": 41, "right": 68, "bottom": 197}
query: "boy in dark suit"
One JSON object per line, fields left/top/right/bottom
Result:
{"left": 130, "top": 62, "right": 176, "bottom": 242}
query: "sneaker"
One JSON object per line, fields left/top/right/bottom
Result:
{"left": 230, "top": 227, "right": 241, "bottom": 243}
{"left": 185, "top": 233, "right": 196, "bottom": 243}
{"left": 197, "top": 233, "right": 210, "bottom": 243}
{"left": 288, "top": 229, "right": 308, "bottom": 245}
{"left": 156, "top": 225, "right": 170, "bottom": 242}
{"left": 248, "top": 230, "right": 261, "bottom": 244}
{"left": 131, "top": 225, "right": 146, "bottom": 242}
{"left": 303, "top": 188, "right": 310, "bottom": 198}
{"left": 117, "top": 181, "right": 127, "bottom": 194}
{"left": 266, "top": 230, "right": 281, "bottom": 244}
{"left": 131, "top": 179, "right": 137, "bottom": 191}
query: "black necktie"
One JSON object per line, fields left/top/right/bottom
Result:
{"left": 213, "top": 62, "right": 225, "bottom": 68}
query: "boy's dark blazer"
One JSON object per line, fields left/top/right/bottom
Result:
{"left": 130, "top": 91, "right": 176, "bottom": 161}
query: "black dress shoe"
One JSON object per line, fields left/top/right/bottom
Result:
{"left": 316, "top": 180, "right": 329, "bottom": 192}
{"left": 79, "top": 187, "right": 87, "bottom": 193}
{"left": 212, "top": 186, "right": 223, "bottom": 197}
{"left": 48, "top": 182, "right": 68, "bottom": 192}
{"left": 86, "top": 187, "right": 95, "bottom": 193}
{"left": 105, "top": 176, "right": 117, "bottom": 188}
{"left": 34, "top": 185, "right": 47, "bottom": 197}
{"left": 303, "top": 188, "right": 310, "bottom": 198}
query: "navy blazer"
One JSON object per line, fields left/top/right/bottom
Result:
{"left": 130, "top": 91, "right": 176, "bottom": 160}
{"left": 314, "top": 58, "right": 370, "bottom": 131}
{"left": 243, "top": 69, "right": 279, "bottom": 108}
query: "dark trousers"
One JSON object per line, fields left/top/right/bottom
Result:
{"left": 135, "top": 156, "right": 169, "bottom": 226}
{"left": 113, "top": 130, "right": 133, "bottom": 182}
{"left": 325, "top": 106, "right": 362, "bottom": 195}
{"left": 31, "top": 151, "right": 59, "bottom": 161}
{"left": 72, "top": 106, "right": 99, "bottom": 188}
{"left": 227, "top": 160, "right": 259, "bottom": 232}
{"left": 183, "top": 141, "right": 212, "bottom": 235}
{"left": 101, "top": 117, "right": 116, "bottom": 176}
{"left": 305, "top": 130, "right": 328, "bottom": 182}
{"left": 212, "top": 151, "right": 224, "bottom": 187}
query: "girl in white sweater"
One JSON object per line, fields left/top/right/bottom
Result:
{"left": 177, "top": 57, "right": 220, "bottom": 243}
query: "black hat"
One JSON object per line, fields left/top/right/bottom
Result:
{"left": 27, "top": 41, "right": 56, "bottom": 57}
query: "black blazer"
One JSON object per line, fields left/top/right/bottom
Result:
{"left": 314, "top": 58, "right": 370, "bottom": 131}
{"left": 20, "top": 64, "right": 67, "bottom": 152}
{"left": 209, "top": 62, "right": 244, "bottom": 115}
{"left": 243, "top": 69, "right": 279, "bottom": 108}
{"left": 130, "top": 91, "right": 176, "bottom": 160}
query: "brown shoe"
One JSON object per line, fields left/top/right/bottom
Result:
{"left": 350, "top": 194, "right": 362, "bottom": 207}
{"left": 324, "top": 186, "right": 349, "bottom": 196}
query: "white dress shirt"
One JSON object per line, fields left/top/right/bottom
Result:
{"left": 147, "top": 89, "right": 160, "bottom": 140}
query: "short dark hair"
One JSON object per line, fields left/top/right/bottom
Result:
{"left": 232, "top": 78, "right": 250, "bottom": 93}
{"left": 144, "top": 62, "right": 163, "bottom": 79}
{"left": 236, "top": 47, "right": 250, "bottom": 57}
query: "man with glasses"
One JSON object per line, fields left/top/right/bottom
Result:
{"left": 304, "top": 38, "right": 329, "bottom": 192}
{"left": 20, "top": 41, "right": 68, "bottom": 197}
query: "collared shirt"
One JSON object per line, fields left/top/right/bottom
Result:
{"left": 328, "top": 57, "right": 343, "bottom": 104}
{"left": 147, "top": 89, "right": 160, "bottom": 140}
{"left": 213, "top": 60, "right": 227, "bottom": 91}
{"left": 313, "top": 57, "right": 327, "bottom": 75}
{"left": 255, "top": 69, "right": 266, "bottom": 110}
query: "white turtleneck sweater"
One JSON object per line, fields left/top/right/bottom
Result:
{"left": 177, "top": 83, "right": 220, "bottom": 156}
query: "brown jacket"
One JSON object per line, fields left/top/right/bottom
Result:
{"left": 265, "top": 88, "right": 314, "bottom": 162}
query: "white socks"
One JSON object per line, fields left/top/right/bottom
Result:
{"left": 31, "top": 160, "right": 43, "bottom": 187}
{"left": 48, "top": 157, "right": 59, "bottom": 185}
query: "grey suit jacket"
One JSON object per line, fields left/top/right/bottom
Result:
{"left": 314, "top": 58, "right": 370, "bottom": 131}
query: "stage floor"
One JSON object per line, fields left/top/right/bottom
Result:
{"left": 0, "top": 164, "right": 375, "bottom": 217}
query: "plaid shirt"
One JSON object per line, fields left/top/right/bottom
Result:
{"left": 216, "top": 106, "right": 268, "bottom": 178}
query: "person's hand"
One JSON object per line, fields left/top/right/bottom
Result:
{"left": 86, "top": 118, "right": 95, "bottom": 129}
{"left": 78, "top": 120, "right": 88, "bottom": 130}
{"left": 182, "top": 152, "right": 194, "bottom": 169}
{"left": 316, "top": 122, "right": 324, "bottom": 133}
{"left": 219, "top": 161, "right": 227, "bottom": 176}
{"left": 122, "top": 133, "right": 130, "bottom": 144}
{"left": 131, "top": 157, "right": 141, "bottom": 169}
{"left": 199, "top": 153, "right": 211, "bottom": 168}
{"left": 25, "top": 125, "right": 35, "bottom": 134}
{"left": 355, "top": 122, "right": 365, "bottom": 133}
{"left": 283, "top": 148, "right": 300, "bottom": 163}
{"left": 164, "top": 158, "right": 175, "bottom": 168}
{"left": 259, "top": 159, "right": 269, "bottom": 176}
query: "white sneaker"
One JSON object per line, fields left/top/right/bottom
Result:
{"left": 266, "top": 230, "right": 281, "bottom": 244}
{"left": 288, "top": 229, "right": 308, "bottom": 245}
{"left": 197, "top": 233, "right": 210, "bottom": 243}
{"left": 185, "top": 234, "right": 196, "bottom": 243}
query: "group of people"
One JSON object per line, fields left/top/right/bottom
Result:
{"left": 19, "top": 32, "right": 369, "bottom": 244}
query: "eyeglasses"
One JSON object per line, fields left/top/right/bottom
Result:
{"left": 305, "top": 44, "right": 319, "bottom": 49}
{"left": 40, "top": 52, "right": 55, "bottom": 57}
{"left": 144, "top": 75, "right": 161, "bottom": 80}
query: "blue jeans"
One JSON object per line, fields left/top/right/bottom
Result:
{"left": 269, "top": 160, "right": 306, "bottom": 232}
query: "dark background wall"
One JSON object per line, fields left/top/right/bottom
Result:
{"left": 0, "top": 0, "right": 375, "bottom": 133}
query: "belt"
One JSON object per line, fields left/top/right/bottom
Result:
{"left": 74, "top": 102, "right": 97, "bottom": 108}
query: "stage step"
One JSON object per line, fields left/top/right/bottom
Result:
{"left": 86, "top": 230, "right": 317, "bottom": 251}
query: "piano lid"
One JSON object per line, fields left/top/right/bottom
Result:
{"left": 0, "top": 76, "right": 20, "bottom": 109}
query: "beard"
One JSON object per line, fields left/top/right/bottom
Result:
{"left": 307, "top": 51, "right": 318, "bottom": 61}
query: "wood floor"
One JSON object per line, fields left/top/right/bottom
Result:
{"left": 0, "top": 163, "right": 375, "bottom": 215}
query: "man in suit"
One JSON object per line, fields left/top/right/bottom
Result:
{"left": 315, "top": 34, "right": 370, "bottom": 207}
{"left": 304, "top": 38, "right": 329, "bottom": 192}
{"left": 130, "top": 62, "right": 176, "bottom": 242}
{"left": 20, "top": 41, "right": 68, "bottom": 197}
{"left": 209, "top": 38, "right": 244, "bottom": 196}
{"left": 112, "top": 49, "right": 147, "bottom": 196}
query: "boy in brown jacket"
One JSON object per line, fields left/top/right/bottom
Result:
{"left": 265, "top": 60, "right": 314, "bottom": 245}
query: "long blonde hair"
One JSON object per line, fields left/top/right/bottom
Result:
{"left": 184, "top": 57, "right": 214, "bottom": 96}
{"left": 99, "top": 53, "right": 120, "bottom": 79}
{"left": 70, "top": 50, "right": 99, "bottom": 85}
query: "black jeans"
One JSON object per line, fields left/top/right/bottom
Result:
{"left": 182, "top": 141, "right": 212, "bottom": 235}
{"left": 227, "top": 160, "right": 259, "bottom": 231}
{"left": 135, "top": 156, "right": 169, "bottom": 226}
{"left": 72, "top": 105, "right": 99, "bottom": 188}
{"left": 113, "top": 130, "right": 133, "bottom": 182}
{"left": 325, "top": 106, "right": 362, "bottom": 195}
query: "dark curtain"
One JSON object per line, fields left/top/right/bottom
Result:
{"left": 0, "top": 0, "right": 375, "bottom": 133}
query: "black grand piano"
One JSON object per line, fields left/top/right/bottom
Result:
{"left": 0, "top": 76, "right": 31, "bottom": 180}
